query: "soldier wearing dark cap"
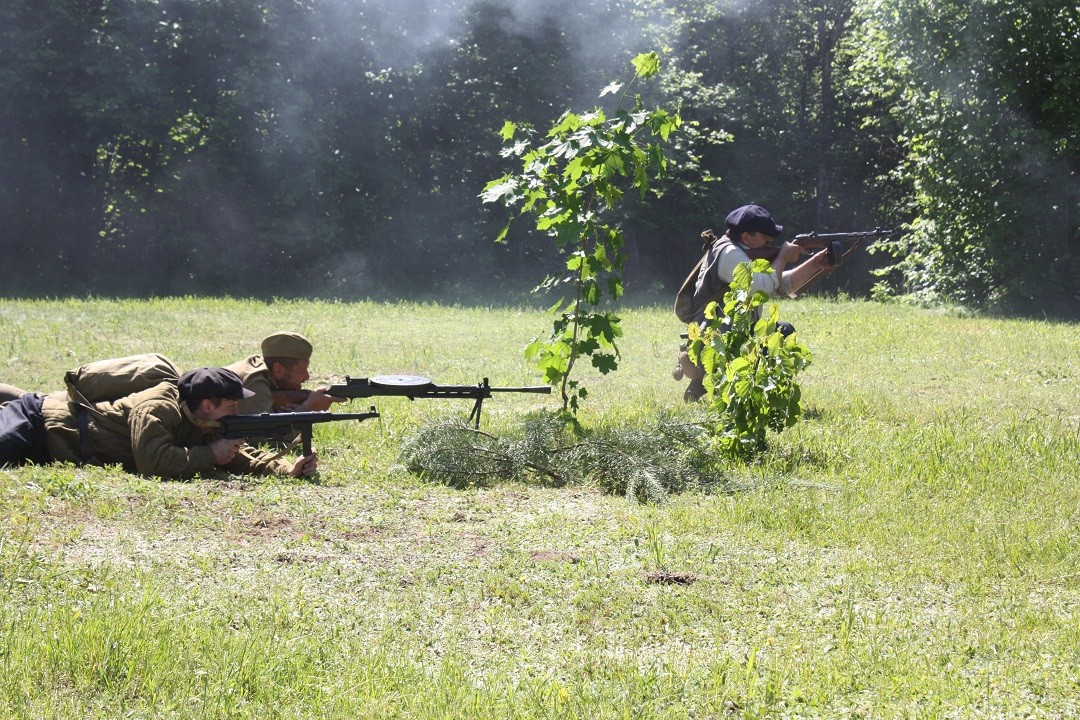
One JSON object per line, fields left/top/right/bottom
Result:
{"left": 0, "top": 367, "right": 317, "bottom": 478}
{"left": 227, "top": 331, "right": 345, "bottom": 415}
{"left": 675, "top": 204, "right": 831, "bottom": 401}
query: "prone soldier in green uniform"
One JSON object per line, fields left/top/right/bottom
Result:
{"left": 0, "top": 367, "right": 318, "bottom": 478}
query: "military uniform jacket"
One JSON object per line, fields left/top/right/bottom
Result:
{"left": 40, "top": 381, "right": 292, "bottom": 479}
{"left": 226, "top": 354, "right": 276, "bottom": 415}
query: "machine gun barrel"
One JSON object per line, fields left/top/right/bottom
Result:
{"left": 322, "top": 376, "right": 552, "bottom": 427}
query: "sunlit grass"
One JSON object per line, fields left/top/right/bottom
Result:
{"left": 1, "top": 296, "right": 1078, "bottom": 718}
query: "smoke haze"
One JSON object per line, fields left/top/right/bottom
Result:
{"left": 2, "top": 0, "right": 1075, "bottom": 313}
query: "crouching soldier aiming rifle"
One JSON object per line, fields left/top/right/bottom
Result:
{"left": 272, "top": 375, "right": 552, "bottom": 428}
{"left": 672, "top": 204, "right": 896, "bottom": 402}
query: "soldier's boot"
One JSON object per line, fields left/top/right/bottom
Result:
{"left": 684, "top": 376, "right": 706, "bottom": 403}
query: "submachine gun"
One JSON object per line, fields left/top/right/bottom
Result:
{"left": 274, "top": 376, "right": 552, "bottom": 428}
{"left": 220, "top": 407, "right": 380, "bottom": 455}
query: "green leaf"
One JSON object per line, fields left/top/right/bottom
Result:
{"left": 549, "top": 112, "right": 582, "bottom": 137}
{"left": 599, "top": 82, "right": 623, "bottom": 97}
{"left": 631, "top": 52, "right": 660, "bottom": 79}
{"left": 577, "top": 337, "right": 600, "bottom": 355}
{"left": 523, "top": 339, "right": 544, "bottom": 361}
{"left": 588, "top": 313, "right": 622, "bottom": 344}
{"left": 701, "top": 346, "right": 721, "bottom": 375}
{"left": 542, "top": 366, "right": 565, "bottom": 384}
{"left": 565, "top": 156, "right": 587, "bottom": 181}
{"left": 732, "top": 262, "right": 753, "bottom": 289}
{"left": 583, "top": 281, "right": 600, "bottom": 304}
{"left": 499, "top": 121, "right": 517, "bottom": 141}
{"left": 481, "top": 177, "right": 518, "bottom": 204}
{"left": 603, "top": 152, "right": 625, "bottom": 174}
{"left": 728, "top": 357, "right": 751, "bottom": 374}
{"left": 592, "top": 353, "right": 618, "bottom": 374}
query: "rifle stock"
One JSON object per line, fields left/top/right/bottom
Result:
{"left": 272, "top": 377, "right": 551, "bottom": 427}
{"left": 220, "top": 407, "right": 379, "bottom": 455}
{"left": 271, "top": 388, "right": 311, "bottom": 410}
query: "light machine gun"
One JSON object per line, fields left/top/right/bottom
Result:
{"left": 273, "top": 376, "right": 552, "bottom": 428}
{"left": 220, "top": 407, "right": 380, "bottom": 455}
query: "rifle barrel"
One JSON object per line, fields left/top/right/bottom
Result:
{"left": 794, "top": 229, "right": 896, "bottom": 242}
{"left": 325, "top": 379, "right": 551, "bottom": 398}
{"left": 224, "top": 409, "right": 378, "bottom": 424}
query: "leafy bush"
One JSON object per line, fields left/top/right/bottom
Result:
{"left": 688, "top": 260, "right": 812, "bottom": 458}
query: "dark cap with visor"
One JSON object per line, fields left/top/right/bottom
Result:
{"left": 725, "top": 205, "right": 783, "bottom": 237}
{"left": 178, "top": 367, "right": 255, "bottom": 405}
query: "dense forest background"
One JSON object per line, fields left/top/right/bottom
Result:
{"left": 2, "top": 0, "right": 1077, "bottom": 315}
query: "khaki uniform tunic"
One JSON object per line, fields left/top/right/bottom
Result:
{"left": 40, "top": 381, "right": 292, "bottom": 479}
{"left": 226, "top": 355, "right": 277, "bottom": 415}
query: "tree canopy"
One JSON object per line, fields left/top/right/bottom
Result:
{"left": 2, "top": 0, "right": 1076, "bottom": 315}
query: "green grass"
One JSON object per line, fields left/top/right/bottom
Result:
{"left": 1, "top": 296, "right": 1078, "bottom": 719}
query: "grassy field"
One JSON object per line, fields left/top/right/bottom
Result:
{"left": 1, "top": 296, "right": 1078, "bottom": 719}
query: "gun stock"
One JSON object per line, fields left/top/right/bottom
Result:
{"left": 270, "top": 388, "right": 312, "bottom": 411}
{"left": 220, "top": 407, "right": 380, "bottom": 455}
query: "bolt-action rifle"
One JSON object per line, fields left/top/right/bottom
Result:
{"left": 220, "top": 407, "right": 380, "bottom": 455}
{"left": 272, "top": 376, "right": 552, "bottom": 428}
{"left": 741, "top": 228, "right": 898, "bottom": 295}
{"left": 675, "top": 227, "right": 899, "bottom": 322}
